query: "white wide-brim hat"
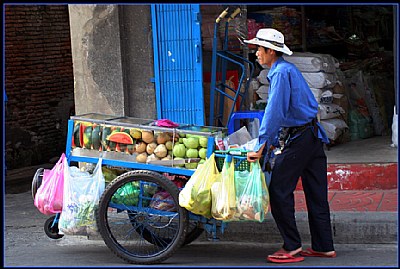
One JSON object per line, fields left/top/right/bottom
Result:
{"left": 244, "top": 28, "right": 293, "bottom": 55}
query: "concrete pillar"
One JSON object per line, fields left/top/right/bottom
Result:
{"left": 68, "top": 4, "right": 157, "bottom": 119}
{"left": 68, "top": 4, "right": 126, "bottom": 116}
{"left": 118, "top": 5, "right": 156, "bottom": 119}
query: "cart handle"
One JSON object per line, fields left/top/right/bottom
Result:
{"left": 216, "top": 7, "right": 229, "bottom": 23}
{"left": 228, "top": 7, "right": 241, "bottom": 22}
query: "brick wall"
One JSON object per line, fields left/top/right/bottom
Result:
{"left": 5, "top": 5, "right": 74, "bottom": 169}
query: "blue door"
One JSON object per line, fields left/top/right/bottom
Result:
{"left": 151, "top": 4, "right": 204, "bottom": 125}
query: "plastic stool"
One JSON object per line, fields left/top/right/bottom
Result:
{"left": 228, "top": 111, "right": 265, "bottom": 135}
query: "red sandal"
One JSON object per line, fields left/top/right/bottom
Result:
{"left": 267, "top": 252, "right": 305, "bottom": 263}
{"left": 299, "top": 248, "right": 337, "bottom": 258}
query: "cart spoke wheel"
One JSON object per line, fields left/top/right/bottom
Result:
{"left": 96, "top": 170, "right": 188, "bottom": 265}
{"left": 183, "top": 220, "right": 204, "bottom": 245}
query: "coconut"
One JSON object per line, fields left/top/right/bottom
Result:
{"left": 146, "top": 142, "right": 158, "bottom": 154}
{"left": 162, "top": 155, "right": 172, "bottom": 160}
{"left": 156, "top": 132, "right": 171, "bottom": 144}
{"left": 146, "top": 153, "right": 160, "bottom": 163}
{"left": 141, "top": 130, "right": 155, "bottom": 143}
{"left": 135, "top": 142, "right": 147, "bottom": 153}
{"left": 136, "top": 152, "right": 148, "bottom": 163}
{"left": 154, "top": 144, "right": 168, "bottom": 158}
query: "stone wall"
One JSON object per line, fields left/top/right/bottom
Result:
{"left": 5, "top": 5, "right": 74, "bottom": 169}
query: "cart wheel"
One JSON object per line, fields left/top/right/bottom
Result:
{"left": 183, "top": 220, "right": 204, "bottom": 245}
{"left": 96, "top": 170, "right": 188, "bottom": 265}
{"left": 137, "top": 212, "right": 203, "bottom": 247}
{"left": 32, "top": 168, "right": 44, "bottom": 200}
{"left": 44, "top": 215, "right": 64, "bottom": 239}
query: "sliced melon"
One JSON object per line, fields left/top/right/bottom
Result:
{"left": 107, "top": 131, "right": 134, "bottom": 145}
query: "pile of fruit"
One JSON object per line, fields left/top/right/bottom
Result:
{"left": 72, "top": 121, "right": 210, "bottom": 169}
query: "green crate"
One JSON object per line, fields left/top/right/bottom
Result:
{"left": 214, "top": 150, "right": 250, "bottom": 172}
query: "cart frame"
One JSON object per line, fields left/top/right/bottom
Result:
{"left": 35, "top": 113, "right": 251, "bottom": 264}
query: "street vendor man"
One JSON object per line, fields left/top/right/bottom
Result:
{"left": 244, "top": 28, "right": 336, "bottom": 263}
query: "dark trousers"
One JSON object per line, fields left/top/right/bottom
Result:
{"left": 269, "top": 128, "right": 335, "bottom": 252}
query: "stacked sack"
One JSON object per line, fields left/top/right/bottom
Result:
{"left": 251, "top": 68, "right": 269, "bottom": 111}
{"left": 254, "top": 52, "right": 349, "bottom": 144}
{"left": 282, "top": 52, "right": 349, "bottom": 144}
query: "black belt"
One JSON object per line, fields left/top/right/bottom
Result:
{"left": 279, "top": 118, "right": 318, "bottom": 146}
{"left": 290, "top": 118, "right": 317, "bottom": 136}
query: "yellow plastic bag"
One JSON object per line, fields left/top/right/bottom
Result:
{"left": 211, "top": 157, "right": 236, "bottom": 220}
{"left": 232, "top": 161, "right": 269, "bottom": 222}
{"left": 179, "top": 153, "right": 220, "bottom": 218}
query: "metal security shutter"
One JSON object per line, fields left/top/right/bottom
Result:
{"left": 151, "top": 4, "right": 204, "bottom": 125}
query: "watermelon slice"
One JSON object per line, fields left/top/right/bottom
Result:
{"left": 107, "top": 131, "right": 134, "bottom": 145}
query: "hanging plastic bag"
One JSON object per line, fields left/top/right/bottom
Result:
{"left": 179, "top": 153, "right": 220, "bottom": 218}
{"left": 34, "top": 153, "right": 66, "bottom": 215}
{"left": 150, "top": 191, "right": 176, "bottom": 211}
{"left": 391, "top": 106, "right": 398, "bottom": 147}
{"left": 59, "top": 158, "right": 105, "bottom": 236}
{"left": 211, "top": 157, "right": 236, "bottom": 221}
{"left": 232, "top": 161, "right": 269, "bottom": 222}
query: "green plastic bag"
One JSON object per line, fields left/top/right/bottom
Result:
{"left": 179, "top": 153, "right": 220, "bottom": 218}
{"left": 111, "top": 182, "right": 140, "bottom": 206}
{"left": 231, "top": 161, "right": 269, "bottom": 222}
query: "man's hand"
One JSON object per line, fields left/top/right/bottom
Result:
{"left": 247, "top": 151, "right": 262, "bottom": 162}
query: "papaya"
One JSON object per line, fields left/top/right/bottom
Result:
{"left": 107, "top": 132, "right": 134, "bottom": 145}
{"left": 92, "top": 125, "right": 102, "bottom": 150}
{"left": 130, "top": 128, "right": 142, "bottom": 139}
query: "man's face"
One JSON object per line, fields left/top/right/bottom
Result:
{"left": 256, "top": 46, "right": 273, "bottom": 67}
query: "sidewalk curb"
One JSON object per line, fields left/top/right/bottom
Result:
{"left": 195, "top": 212, "right": 398, "bottom": 244}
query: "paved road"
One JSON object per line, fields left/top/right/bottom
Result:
{"left": 4, "top": 191, "right": 399, "bottom": 267}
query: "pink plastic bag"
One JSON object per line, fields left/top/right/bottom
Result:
{"left": 34, "top": 153, "right": 66, "bottom": 215}
{"left": 154, "top": 119, "right": 179, "bottom": 128}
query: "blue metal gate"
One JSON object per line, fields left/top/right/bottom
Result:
{"left": 151, "top": 4, "right": 204, "bottom": 125}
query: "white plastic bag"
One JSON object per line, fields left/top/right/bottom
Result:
{"left": 59, "top": 158, "right": 105, "bottom": 236}
{"left": 391, "top": 106, "right": 398, "bottom": 147}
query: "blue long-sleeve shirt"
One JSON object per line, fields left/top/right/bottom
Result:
{"left": 254, "top": 57, "right": 329, "bottom": 152}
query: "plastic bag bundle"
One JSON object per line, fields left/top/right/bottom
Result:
{"left": 34, "top": 153, "right": 66, "bottom": 215}
{"left": 59, "top": 158, "right": 105, "bottom": 236}
{"left": 391, "top": 106, "right": 398, "bottom": 147}
{"left": 231, "top": 161, "right": 269, "bottom": 222}
{"left": 179, "top": 153, "right": 220, "bottom": 218}
{"left": 211, "top": 158, "right": 236, "bottom": 221}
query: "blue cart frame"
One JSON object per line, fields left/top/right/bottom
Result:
{"left": 38, "top": 113, "right": 249, "bottom": 265}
